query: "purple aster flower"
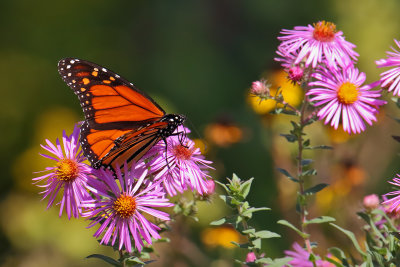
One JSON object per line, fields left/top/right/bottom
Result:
{"left": 148, "top": 128, "right": 213, "bottom": 196}
{"left": 278, "top": 21, "right": 359, "bottom": 68}
{"left": 284, "top": 243, "right": 330, "bottom": 267}
{"left": 33, "top": 124, "right": 93, "bottom": 219}
{"left": 82, "top": 163, "right": 173, "bottom": 252}
{"left": 376, "top": 39, "right": 400, "bottom": 96}
{"left": 382, "top": 174, "right": 400, "bottom": 213}
{"left": 307, "top": 65, "right": 386, "bottom": 134}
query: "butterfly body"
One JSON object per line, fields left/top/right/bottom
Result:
{"left": 58, "top": 58, "right": 185, "bottom": 172}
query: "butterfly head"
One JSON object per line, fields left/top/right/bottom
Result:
{"left": 159, "top": 114, "right": 186, "bottom": 137}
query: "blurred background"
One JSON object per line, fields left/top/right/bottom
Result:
{"left": 2, "top": 0, "right": 400, "bottom": 266}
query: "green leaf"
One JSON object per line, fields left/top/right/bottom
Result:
{"left": 276, "top": 168, "right": 299, "bottom": 182}
{"left": 214, "top": 180, "right": 229, "bottom": 193}
{"left": 303, "top": 139, "right": 310, "bottom": 147}
{"left": 277, "top": 220, "right": 309, "bottom": 239}
{"left": 301, "top": 159, "right": 313, "bottom": 166}
{"left": 240, "top": 178, "right": 254, "bottom": 199}
{"left": 86, "top": 254, "right": 121, "bottom": 266}
{"left": 254, "top": 230, "right": 281, "bottom": 239}
{"left": 304, "top": 145, "right": 333, "bottom": 150}
{"left": 230, "top": 241, "right": 249, "bottom": 248}
{"left": 328, "top": 247, "right": 347, "bottom": 261}
{"left": 325, "top": 257, "right": 344, "bottom": 267}
{"left": 304, "top": 216, "right": 336, "bottom": 226}
{"left": 258, "top": 257, "right": 292, "bottom": 267}
{"left": 125, "top": 257, "right": 145, "bottom": 265}
{"left": 280, "top": 133, "right": 297, "bottom": 142}
{"left": 304, "top": 183, "right": 328, "bottom": 195}
{"left": 253, "top": 238, "right": 262, "bottom": 249}
{"left": 330, "top": 223, "right": 367, "bottom": 257}
{"left": 241, "top": 207, "right": 271, "bottom": 217}
{"left": 301, "top": 169, "right": 317, "bottom": 177}
{"left": 210, "top": 218, "right": 226, "bottom": 226}
{"left": 242, "top": 228, "right": 255, "bottom": 235}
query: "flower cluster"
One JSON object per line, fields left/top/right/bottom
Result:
{"left": 268, "top": 20, "right": 395, "bottom": 134}
{"left": 34, "top": 124, "right": 213, "bottom": 252}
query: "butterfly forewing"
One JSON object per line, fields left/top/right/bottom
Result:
{"left": 58, "top": 58, "right": 165, "bottom": 129}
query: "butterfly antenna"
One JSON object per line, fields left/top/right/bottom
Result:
{"left": 186, "top": 117, "right": 209, "bottom": 152}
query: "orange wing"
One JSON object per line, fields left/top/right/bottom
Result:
{"left": 58, "top": 58, "right": 185, "bottom": 172}
{"left": 80, "top": 121, "right": 168, "bottom": 171}
{"left": 58, "top": 58, "right": 165, "bottom": 130}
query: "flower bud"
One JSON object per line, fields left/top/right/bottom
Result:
{"left": 363, "top": 194, "right": 379, "bottom": 210}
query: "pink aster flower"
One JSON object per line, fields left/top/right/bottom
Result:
{"left": 278, "top": 21, "right": 359, "bottom": 68}
{"left": 275, "top": 46, "right": 305, "bottom": 83}
{"left": 82, "top": 164, "right": 173, "bottom": 252}
{"left": 376, "top": 39, "right": 400, "bottom": 96}
{"left": 33, "top": 124, "right": 93, "bottom": 219}
{"left": 284, "top": 243, "right": 331, "bottom": 267}
{"left": 307, "top": 65, "right": 386, "bottom": 134}
{"left": 149, "top": 129, "right": 213, "bottom": 196}
{"left": 382, "top": 174, "right": 400, "bottom": 213}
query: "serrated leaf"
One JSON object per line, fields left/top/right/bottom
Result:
{"left": 280, "top": 133, "right": 297, "bottom": 142}
{"left": 304, "top": 183, "right": 328, "bottom": 195}
{"left": 86, "top": 254, "right": 120, "bottom": 266}
{"left": 277, "top": 220, "right": 309, "bottom": 239}
{"left": 276, "top": 168, "right": 299, "bottom": 182}
{"left": 210, "top": 218, "right": 227, "bottom": 226}
{"left": 254, "top": 230, "right": 281, "bottom": 239}
{"left": 304, "top": 216, "right": 336, "bottom": 226}
{"left": 240, "top": 178, "right": 254, "bottom": 199}
{"left": 330, "top": 223, "right": 366, "bottom": 257}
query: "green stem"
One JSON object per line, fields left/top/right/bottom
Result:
{"left": 298, "top": 97, "right": 312, "bottom": 253}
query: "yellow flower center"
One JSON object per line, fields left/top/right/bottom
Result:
{"left": 337, "top": 82, "right": 359, "bottom": 104}
{"left": 56, "top": 159, "right": 79, "bottom": 182}
{"left": 113, "top": 194, "right": 136, "bottom": 218}
{"left": 313, "top": 21, "right": 336, "bottom": 42}
{"left": 172, "top": 144, "right": 193, "bottom": 160}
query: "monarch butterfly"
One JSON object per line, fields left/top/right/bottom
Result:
{"left": 58, "top": 58, "right": 186, "bottom": 172}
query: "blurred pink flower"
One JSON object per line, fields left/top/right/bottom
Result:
{"left": 382, "top": 174, "right": 400, "bottom": 213}
{"left": 376, "top": 39, "right": 400, "bottom": 96}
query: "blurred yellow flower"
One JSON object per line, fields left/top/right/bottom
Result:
{"left": 248, "top": 70, "right": 303, "bottom": 115}
{"left": 201, "top": 226, "right": 241, "bottom": 248}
